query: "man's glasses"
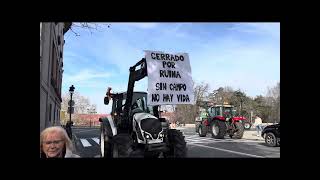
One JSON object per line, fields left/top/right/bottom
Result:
{"left": 43, "top": 140, "right": 64, "bottom": 145}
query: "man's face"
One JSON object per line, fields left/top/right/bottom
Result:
{"left": 42, "top": 131, "right": 65, "bottom": 158}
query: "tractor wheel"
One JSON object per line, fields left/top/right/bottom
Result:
{"left": 100, "top": 127, "right": 113, "bottom": 158}
{"left": 276, "top": 138, "right": 280, "bottom": 147}
{"left": 243, "top": 122, "right": 252, "bottom": 130}
{"left": 211, "top": 120, "right": 226, "bottom": 139}
{"left": 163, "top": 129, "right": 187, "bottom": 158}
{"left": 265, "top": 132, "right": 277, "bottom": 147}
{"left": 233, "top": 121, "right": 244, "bottom": 139}
{"left": 198, "top": 124, "right": 207, "bottom": 137}
{"left": 112, "top": 133, "right": 133, "bottom": 157}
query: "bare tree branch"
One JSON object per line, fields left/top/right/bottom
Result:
{"left": 69, "top": 26, "right": 80, "bottom": 36}
{"left": 68, "top": 23, "right": 111, "bottom": 36}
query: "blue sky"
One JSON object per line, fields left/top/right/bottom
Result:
{"left": 62, "top": 23, "right": 280, "bottom": 114}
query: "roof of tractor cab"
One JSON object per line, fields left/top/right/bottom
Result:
{"left": 210, "top": 104, "right": 233, "bottom": 107}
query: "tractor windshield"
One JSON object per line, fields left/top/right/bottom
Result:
{"left": 135, "top": 97, "right": 147, "bottom": 111}
{"left": 223, "top": 107, "right": 234, "bottom": 117}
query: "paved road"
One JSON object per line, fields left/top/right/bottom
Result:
{"left": 72, "top": 127, "right": 101, "bottom": 157}
{"left": 72, "top": 126, "right": 280, "bottom": 158}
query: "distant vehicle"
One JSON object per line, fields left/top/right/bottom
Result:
{"left": 261, "top": 123, "right": 280, "bottom": 147}
{"left": 195, "top": 104, "right": 246, "bottom": 139}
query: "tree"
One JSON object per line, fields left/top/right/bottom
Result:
{"left": 174, "top": 82, "right": 209, "bottom": 124}
{"left": 266, "top": 82, "right": 280, "bottom": 123}
{"left": 68, "top": 22, "right": 111, "bottom": 36}
{"left": 208, "top": 86, "right": 234, "bottom": 105}
{"left": 61, "top": 91, "right": 97, "bottom": 124}
{"left": 194, "top": 82, "right": 210, "bottom": 105}
{"left": 231, "top": 89, "right": 248, "bottom": 116}
{"left": 61, "top": 91, "right": 92, "bottom": 114}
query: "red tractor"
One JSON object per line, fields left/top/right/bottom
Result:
{"left": 195, "top": 104, "right": 246, "bottom": 139}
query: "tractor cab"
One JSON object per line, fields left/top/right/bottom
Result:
{"left": 207, "top": 104, "right": 234, "bottom": 120}
{"left": 107, "top": 91, "right": 160, "bottom": 123}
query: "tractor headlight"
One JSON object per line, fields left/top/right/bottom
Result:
{"left": 144, "top": 132, "right": 152, "bottom": 140}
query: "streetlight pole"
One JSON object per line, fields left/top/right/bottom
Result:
{"left": 69, "top": 85, "right": 75, "bottom": 123}
{"left": 70, "top": 92, "right": 73, "bottom": 123}
{"left": 67, "top": 85, "right": 75, "bottom": 139}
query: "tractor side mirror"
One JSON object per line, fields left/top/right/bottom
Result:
{"left": 104, "top": 96, "right": 109, "bottom": 105}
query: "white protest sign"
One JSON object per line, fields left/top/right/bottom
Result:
{"left": 145, "top": 50, "right": 195, "bottom": 105}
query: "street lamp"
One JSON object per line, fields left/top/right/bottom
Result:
{"left": 69, "top": 85, "right": 75, "bottom": 123}
{"left": 66, "top": 85, "right": 75, "bottom": 140}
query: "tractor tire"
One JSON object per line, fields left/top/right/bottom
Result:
{"left": 233, "top": 121, "right": 244, "bottom": 139}
{"left": 276, "top": 138, "right": 280, "bottom": 147}
{"left": 198, "top": 124, "right": 207, "bottom": 137}
{"left": 112, "top": 133, "right": 134, "bottom": 157}
{"left": 243, "top": 122, "right": 252, "bottom": 130}
{"left": 163, "top": 129, "right": 187, "bottom": 158}
{"left": 211, "top": 120, "right": 226, "bottom": 139}
{"left": 265, "top": 132, "right": 277, "bottom": 147}
{"left": 101, "top": 132, "right": 134, "bottom": 158}
{"left": 100, "top": 128, "right": 113, "bottom": 158}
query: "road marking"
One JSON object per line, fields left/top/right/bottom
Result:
{"left": 80, "top": 139, "right": 92, "bottom": 147}
{"left": 92, "top": 138, "right": 100, "bottom": 145}
{"left": 187, "top": 143, "right": 265, "bottom": 158}
{"left": 185, "top": 135, "right": 264, "bottom": 144}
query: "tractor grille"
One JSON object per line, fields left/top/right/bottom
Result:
{"left": 140, "top": 118, "right": 162, "bottom": 139}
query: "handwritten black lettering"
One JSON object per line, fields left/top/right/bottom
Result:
{"left": 156, "top": 83, "right": 167, "bottom": 91}
{"left": 162, "top": 61, "right": 176, "bottom": 69}
{"left": 169, "top": 83, "right": 186, "bottom": 91}
{"left": 165, "top": 54, "right": 170, "bottom": 60}
{"left": 151, "top": 53, "right": 156, "bottom": 59}
{"left": 159, "top": 70, "right": 181, "bottom": 78}
{"left": 177, "top": 94, "right": 190, "bottom": 102}
{"left": 163, "top": 94, "right": 173, "bottom": 102}
{"left": 151, "top": 52, "right": 184, "bottom": 62}
{"left": 161, "top": 54, "right": 165, "bottom": 60}
{"left": 152, "top": 94, "right": 160, "bottom": 102}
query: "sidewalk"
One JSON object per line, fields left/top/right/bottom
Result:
{"left": 242, "top": 130, "right": 264, "bottom": 140}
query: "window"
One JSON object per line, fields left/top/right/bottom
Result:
{"left": 49, "top": 104, "right": 52, "bottom": 122}
{"left": 58, "top": 109, "right": 60, "bottom": 122}
{"left": 135, "top": 98, "right": 145, "bottom": 111}
{"left": 215, "top": 107, "right": 221, "bottom": 116}
{"left": 51, "top": 43, "right": 57, "bottom": 87}
{"left": 53, "top": 106, "right": 56, "bottom": 124}
{"left": 208, "top": 107, "right": 214, "bottom": 117}
{"left": 40, "top": 23, "right": 42, "bottom": 57}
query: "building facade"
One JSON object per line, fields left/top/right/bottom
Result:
{"left": 40, "top": 22, "right": 71, "bottom": 132}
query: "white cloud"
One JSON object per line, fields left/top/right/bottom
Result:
{"left": 131, "top": 23, "right": 159, "bottom": 29}
{"left": 77, "top": 31, "right": 144, "bottom": 75}
{"left": 63, "top": 69, "right": 114, "bottom": 85}
{"left": 189, "top": 33, "right": 279, "bottom": 97}
{"left": 118, "top": 23, "right": 159, "bottom": 29}
{"left": 229, "top": 23, "right": 280, "bottom": 39}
